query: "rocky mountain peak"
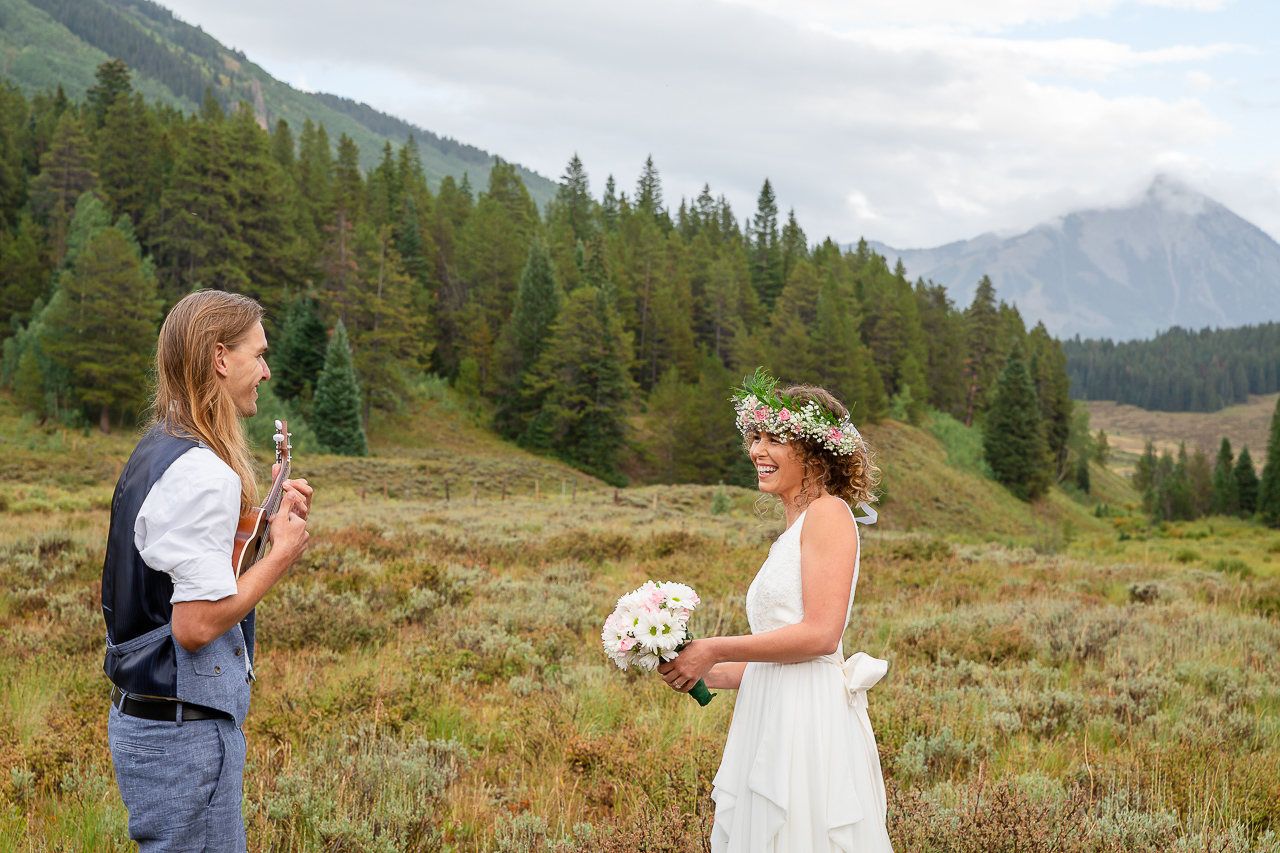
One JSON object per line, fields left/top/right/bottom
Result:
{"left": 870, "top": 178, "right": 1280, "bottom": 342}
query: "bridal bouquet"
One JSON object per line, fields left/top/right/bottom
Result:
{"left": 601, "top": 580, "right": 715, "bottom": 706}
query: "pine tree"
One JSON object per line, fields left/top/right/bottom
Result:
{"left": 509, "top": 237, "right": 561, "bottom": 372}
{"left": 96, "top": 93, "right": 162, "bottom": 242}
{"left": 523, "top": 284, "right": 634, "bottom": 484}
{"left": 312, "top": 320, "right": 369, "bottom": 456}
{"left": 85, "top": 58, "right": 132, "bottom": 128}
{"left": 1211, "top": 437, "right": 1238, "bottom": 516}
{"left": 270, "top": 119, "right": 295, "bottom": 171}
{"left": 983, "top": 348, "right": 1049, "bottom": 501}
{"left": 750, "top": 179, "right": 784, "bottom": 310}
{"left": 493, "top": 237, "right": 560, "bottom": 437}
{"left": 1235, "top": 447, "right": 1259, "bottom": 517}
{"left": 1257, "top": 395, "right": 1280, "bottom": 526}
{"left": 225, "top": 107, "right": 300, "bottom": 308}
{"left": 459, "top": 159, "right": 538, "bottom": 333}
{"left": 635, "top": 156, "right": 664, "bottom": 219}
{"left": 0, "top": 83, "right": 26, "bottom": 225}
{"left": 1076, "top": 458, "right": 1091, "bottom": 493}
{"left": 274, "top": 295, "right": 329, "bottom": 403}
{"left": 1154, "top": 444, "right": 1195, "bottom": 521}
{"left": 779, "top": 208, "right": 807, "bottom": 285}
{"left": 296, "top": 118, "right": 334, "bottom": 234}
{"left": 394, "top": 195, "right": 430, "bottom": 286}
{"left": 42, "top": 227, "right": 160, "bottom": 432}
{"left": 0, "top": 215, "right": 48, "bottom": 330}
{"left": 962, "top": 276, "right": 1002, "bottom": 426}
{"left": 156, "top": 111, "right": 250, "bottom": 294}
{"left": 1133, "top": 439, "right": 1157, "bottom": 494}
{"left": 29, "top": 112, "right": 98, "bottom": 265}
{"left": 555, "top": 154, "right": 594, "bottom": 243}
{"left": 347, "top": 223, "right": 430, "bottom": 424}
{"left": 1188, "top": 446, "right": 1213, "bottom": 518}
{"left": 1094, "top": 429, "right": 1110, "bottom": 465}
{"left": 916, "top": 281, "right": 966, "bottom": 418}
{"left": 601, "top": 175, "right": 620, "bottom": 231}
{"left": 1028, "top": 322, "right": 1072, "bottom": 478}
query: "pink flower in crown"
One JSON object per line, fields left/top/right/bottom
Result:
{"left": 754, "top": 407, "right": 768, "bottom": 422}
{"left": 828, "top": 427, "right": 843, "bottom": 443}
{"left": 778, "top": 409, "right": 791, "bottom": 422}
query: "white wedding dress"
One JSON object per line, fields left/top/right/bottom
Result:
{"left": 710, "top": 504, "right": 894, "bottom": 853}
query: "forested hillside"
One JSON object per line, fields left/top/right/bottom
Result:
{"left": 1065, "top": 324, "right": 1280, "bottom": 412}
{"left": 0, "top": 0, "right": 555, "bottom": 204}
{"left": 0, "top": 61, "right": 1076, "bottom": 492}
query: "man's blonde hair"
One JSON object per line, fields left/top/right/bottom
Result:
{"left": 151, "top": 291, "right": 263, "bottom": 514}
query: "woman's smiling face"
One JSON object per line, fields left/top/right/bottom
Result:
{"left": 748, "top": 431, "right": 805, "bottom": 497}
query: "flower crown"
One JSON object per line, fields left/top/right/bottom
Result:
{"left": 731, "top": 368, "right": 863, "bottom": 456}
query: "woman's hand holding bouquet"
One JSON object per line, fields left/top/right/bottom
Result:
{"left": 601, "top": 580, "right": 716, "bottom": 706}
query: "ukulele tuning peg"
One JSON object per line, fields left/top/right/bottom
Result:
{"left": 273, "top": 433, "right": 284, "bottom": 443}
{"left": 274, "top": 419, "right": 283, "bottom": 430}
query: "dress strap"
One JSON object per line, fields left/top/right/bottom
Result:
{"left": 854, "top": 502, "right": 877, "bottom": 525}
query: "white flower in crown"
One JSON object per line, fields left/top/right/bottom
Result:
{"left": 731, "top": 368, "right": 863, "bottom": 456}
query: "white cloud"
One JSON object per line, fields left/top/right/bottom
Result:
{"left": 717, "top": 0, "right": 1232, "bottom": 32}
{"left": 161, "top": 0, "right": 1270, "bottom": 248}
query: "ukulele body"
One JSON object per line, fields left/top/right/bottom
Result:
{"left": 232, "top": 506, "right": 269, "bottom": 578}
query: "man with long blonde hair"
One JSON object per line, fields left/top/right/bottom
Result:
{"left": 102, "top": 290, "right": 313, "bottom": 851}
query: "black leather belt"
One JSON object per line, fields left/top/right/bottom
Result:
{"left": 110, "top": 686, "right": 232, "bottom": 723}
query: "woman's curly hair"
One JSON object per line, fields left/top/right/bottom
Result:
{"left": 742, "top": 383, "right": 880, "bottom": 510}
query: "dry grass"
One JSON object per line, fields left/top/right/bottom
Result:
{"left": 1086, "top": 393, "right": 1278, "bottom": 475}
{"left": 1, "top": 388, "right": 1278, "bottom": 851}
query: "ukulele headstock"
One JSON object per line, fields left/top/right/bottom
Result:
{"left": 272, "top": 419, "right": 293, "bottom": 468}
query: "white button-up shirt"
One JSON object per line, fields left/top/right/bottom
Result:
{"left": 133, "top": 447, "right": 242, "bottom": 604}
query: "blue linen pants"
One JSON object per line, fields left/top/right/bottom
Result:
{"left": 108, "top": 703, "right": 247, "bottom": 852}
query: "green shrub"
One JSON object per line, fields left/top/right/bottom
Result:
{"left": 258, "top": 583, "right": 388, "bottom": 650}
{"left": 1212, "top": 558, "right": 1252, "bottom": 577}
{"left": 927, "top": 410, "right": 993, "bottom": 477}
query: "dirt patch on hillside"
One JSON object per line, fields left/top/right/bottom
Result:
{"left": 1086, "top": 393, "right": 1276, "bottom": 472}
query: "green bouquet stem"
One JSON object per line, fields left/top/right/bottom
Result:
{"left": 689, "top": 678, "right": 715, "bottom": 706}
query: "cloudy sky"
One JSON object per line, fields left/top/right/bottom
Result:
{"left": 164, "top": 0, "right": 1279, "bottom": 249}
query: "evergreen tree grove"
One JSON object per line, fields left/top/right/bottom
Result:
{"left": 523, "top": 284, "right": 633, "bottom": 485}
{"left": 274, "top": 295, "right": 329, "bottom": 403}
{"left": 42, "top": 226, "right": 160, "bottom": 432}
{"left": 0, "top": 62, "right": 1090, "bottom": 488}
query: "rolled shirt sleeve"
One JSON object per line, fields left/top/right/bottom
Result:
{"left": 134, "top": 447, "right": 242, "bottom": 604}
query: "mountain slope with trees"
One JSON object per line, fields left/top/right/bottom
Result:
{"left": 0, "top": 0, "right": 556, "bottom": 205}
{"left": 1065, "top": 323, "right": 1280, "bottom": 413}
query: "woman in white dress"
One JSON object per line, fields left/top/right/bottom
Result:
{"left": 659, "top": 372, "right": 894, "bottom": 853}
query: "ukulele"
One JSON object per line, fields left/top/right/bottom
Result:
{"left": 232, "top": 420, "right": 294, "bottom": 578}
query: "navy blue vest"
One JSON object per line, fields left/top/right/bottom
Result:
{"left": 102, "top": 422, "right": 255, "bottom": 723}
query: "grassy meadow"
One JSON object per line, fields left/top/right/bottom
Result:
{"left": 2, "top": 388, "right": 1280, "bottom": 852}
{"left": 1086, "top": 393, "right": 1279, "bottom": 476}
